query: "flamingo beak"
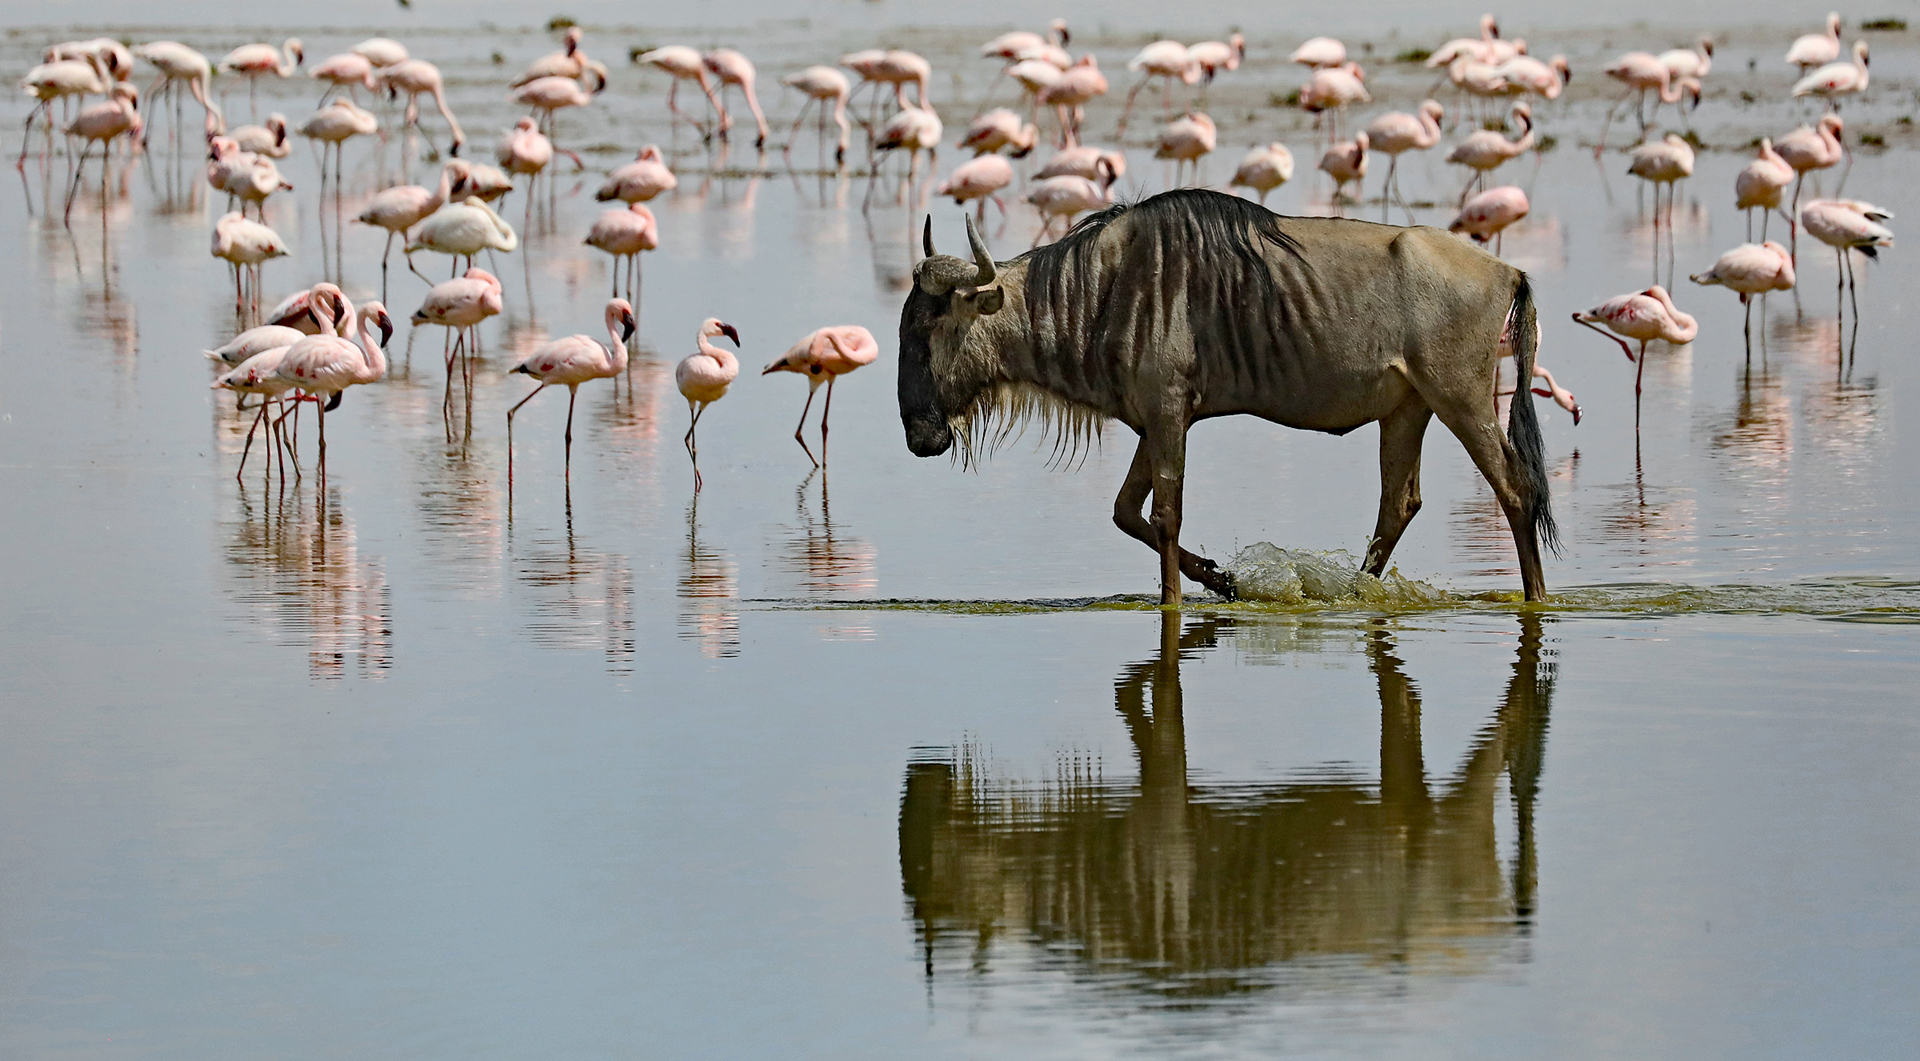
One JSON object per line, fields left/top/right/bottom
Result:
{"left": 719, "top": 323, "right": 740, "bottom": 346}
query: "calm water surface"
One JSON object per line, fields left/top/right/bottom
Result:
{"left": 1, "top": 15, "right": 1917, "bottom": 1059}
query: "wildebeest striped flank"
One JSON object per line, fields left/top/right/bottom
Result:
{"left": 899, "top": 189, "right": 1556, "bottom": 603}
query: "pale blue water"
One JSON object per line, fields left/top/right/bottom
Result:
{"left": 2, "top": 14, "right": 1917, "bottom": 1060}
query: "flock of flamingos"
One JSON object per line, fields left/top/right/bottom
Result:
{"left": 14, "top": 12, "right": 1895, "bottom": 498}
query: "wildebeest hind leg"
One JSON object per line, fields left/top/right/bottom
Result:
{"left": 1112, "top": 435, "right": 1236, "bottom": 602}
{"left": 1431, "top": 403, "right": 1547, "bottom": 601}
{"left": 1363, "top": 399, "right": 1433, "bottom": 577}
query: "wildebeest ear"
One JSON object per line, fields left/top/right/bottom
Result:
{"left": 971, "top": 287, "right": 1004, "bottom": 316}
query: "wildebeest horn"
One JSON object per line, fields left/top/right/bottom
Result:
{"left": 966, "top": 215, "right": 995, "bottom": 285}
{"left": 923, "top": 215, "right": 936, "bottom": 258}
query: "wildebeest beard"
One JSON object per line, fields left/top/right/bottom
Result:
{"left": 898, "top": 281, "right": 1108, "bottom": 470}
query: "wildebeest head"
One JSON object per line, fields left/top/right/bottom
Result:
{"left": 899, "top": 215, "right": 1001, "bottom": 457}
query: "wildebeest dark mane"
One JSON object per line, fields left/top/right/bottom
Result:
{"left": 1018, "top": 190, "right": 1309, "bottom": 407}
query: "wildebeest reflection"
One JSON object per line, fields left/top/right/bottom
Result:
{"left": 899, "top": 613, "right": 1553, "bottom": 993}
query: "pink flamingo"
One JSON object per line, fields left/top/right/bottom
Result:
{"left": 411, "top": 267, "right": 504, "bottom": 427}
{"left": 935, "top": 154, "right": 1014, "bottom": 220}
{"left": 354, "top": 160, "right": 469, "bottom": 299}
{"left": 496, "top": 116, "right": 554, "bottom": 180}
{"left": 511, "top": 28, "right": 591, "bottom": 87}
{"left": 1792, "top": 40, "right": 1869, "bottom": 109}
{"left": 310, "top": 51, "right": 375, "bottom": 103}
{"left": 1660, "top": 37, "right": 1713, "bottom": 81}
{"left": 1426, "top": 15, "right": 1504, "bottom": 68}
{"left": 1290, "top": 36, "right": 1346, "bottom": 68}
{"left": 352, "top": 39, "right": 408, "bottom": 69}
{"left": 1026, "top": 164, "right": 1116, "bottom": 245}
{"left": 511, "top": 76, "right": 597, "bottom": 139}
{"left": 1447, "top": 101, "right": 1532, "bottom": 201}
{"left": 1155, "top": 111, "right": 1216, "bottom": 186}
{"left": 704, "top": 49, "right": 770, "bottom": 147}
{"left": 979, "top": 20, "right": 1070, "bottom": 64}
{"left": 49, "top": 38, "right": 131, "bottom": 80}
{"left": 868, "top": 51, "right": 933, "bottom": 111}
{"left": 1317, "top": 131, "right": 1367, "bottom": 212}
{"left": 1787, "top": 14, "right": 1843, "bottom": 74}
{"left": 1118, "top": 41, "right": 1194, "bottom": 136}
{"left": 1035, "top": 145, "right": 1125, "bottom": 182}
{"left": 1775, "top": 114, "right": 1845, "bottom": 260}
{"left": 506, "top": 298, "right": 637, "bottom": 482}
{"left": 761, "top": 325, "right": 880, "bottom": 467}
{"left": 1450, "top": 185, "right": 1529, "bottom": 254}
{"left": 780, "top": 66, "right": 851, "bottom": 163}
{"left": 377, "top": 59, "right": 465, "bottom": 156}
{"left": 675, "top": 319, "right": 742, "bottom": 492}
{"left": 594, "top": 144, "right": 677, "bottom": 202}
{"left": 19, "top": 52, "right": 107, "bottom": 168}
{"left": 1690, "top": 240, "right": 1796, "bottom": 343}
{"left": 228, "top": 112, "right": 290, "bottom": 157}
{"left": 218, "top": 38, "right": 302, "bottom": 118}
{"left": 298, "top": 99, "right": 377, "bottom": 194}
{"left": 275, "top": 293, "right": 392, "bottom": 484}
{"left": 1800, "top": 199, "right": 1894, "bottom": 324}
{"left": 62, "top": 81, "right": 142, "bottom": 222}
{"left": 1597, "top": 52, "right": 1697, "bottom": 154}
{"left": 1038, "top": 56, "right": 1107, "bottom": 146}
{"left": 216, "top": 152, "right": 293, "bottom": 220}
{"left": 1188, "top": 33, "right": 1245, "bottom": 104}
{"left": 872, "top": 101, "right": 942, "bottom": 180}
{"left": 1364, "top": 98, "right": 1443, "bottom": 219}
{"left": 1572, "top": 286, "right": 1697, "bottom": 421}
{"left": 133, "top": 43, "right": 220, "bottom": 141}
{"left": 207, "top": 322, "right": 307, "bottom": 365}
{"left": 262, "top": 286, "right": 335, "bottom": 335}
{"left": 1300, "top": 62, "right": 1370, "bottom": 143}
{"left": 1495, "top": 55, "right": 1571, "bottom": 101}
{"left": 1629, "top": 133, "right": 1694, "bottom": 202}
{"left": 1005, "top": 59, "right": 1063, "bottom": 127}
{"left": 1229, "top": 143, "right": 1294, "bottom": 204}
{"left": 214, "top": 345, "right": 300, "bottom": 481}
{"left": 584, "top": 201, "right": 659, "bottom": 305}
{"left": 1526, "top": 366, "right": 1582, "bottom": 424}
{"left": 452, "top": 162, "right": 513, "bottom": 202}
{"left": 959, "top": 108, "right": 1037, "bottom": 157}
{"left": 640, "top": 46, "right": 729, "bottom": 138}
{"left": 978, "top": 21, "right": 1071, "bottom": 105}
{"left": 1734, "top": 138, "right": 1795, "bottom": 241}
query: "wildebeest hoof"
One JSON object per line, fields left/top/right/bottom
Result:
{"left": 1188, "top": 557, "right": 1237, "bottom": 601}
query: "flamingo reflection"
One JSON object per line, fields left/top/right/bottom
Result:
{"left": 514, "top": 529, "right": 636, "bottom": 674}
{"left": 225, "top": 487, "right": 393, "bottom": 680}
{"left": 679, "top": 499, "right": 740, "bottom": 658}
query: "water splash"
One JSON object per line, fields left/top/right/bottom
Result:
{"left": 1225, "top": 544, "right": 1451, "bottom": 607}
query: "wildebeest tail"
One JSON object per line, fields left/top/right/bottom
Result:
{"left": 1506, "top": 274, "right": 1560, "bottom": 556}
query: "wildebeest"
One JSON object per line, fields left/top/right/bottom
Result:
{"left": 898, "top": 189, "right": 1556, "bottom": 604}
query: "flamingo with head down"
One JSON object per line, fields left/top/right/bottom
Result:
{"left": 780, "top": 66, "right": 851, "bottom": 163}
{"left": 1690, "top": 240, "right": 1796, "bottom": 343}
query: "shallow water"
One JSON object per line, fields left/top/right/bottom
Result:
{"left": 3, "top": 14, "right": 1919, "bottom": 1059}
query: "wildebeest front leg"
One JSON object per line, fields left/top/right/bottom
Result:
{"left": 1364, "top": 398, "right": 1434, "bottom": 577}
{"left": 1112, "top": 435, "right": 1237, "bottom": 602}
